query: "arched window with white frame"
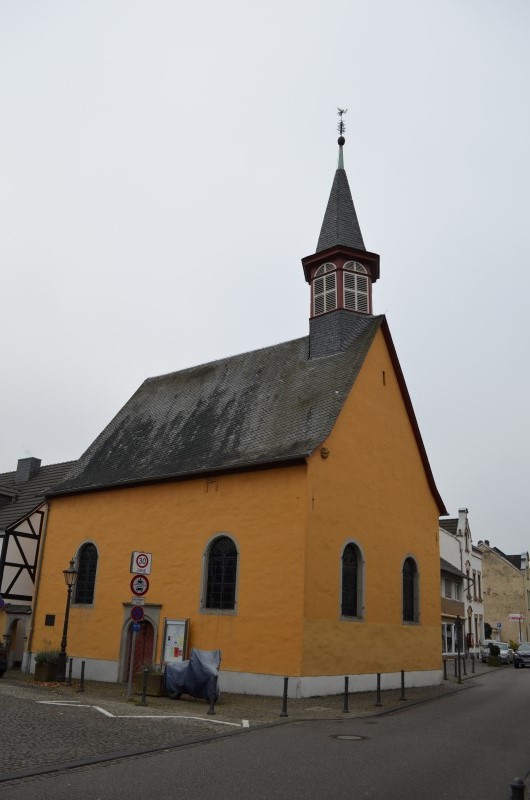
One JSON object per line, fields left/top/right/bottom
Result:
{"left": 313, "top": 263, "right": 337, "bottom": 316}
{"left": 343, "top": 261, "right": 370, "bottom": 313}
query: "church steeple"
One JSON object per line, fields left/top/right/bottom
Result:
{"left": 302, "top": 112, "right": 380, "bottom": 358}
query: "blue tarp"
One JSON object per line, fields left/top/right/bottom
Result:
{"left": 164, "top": 648, "right": 221, "bottom": 701}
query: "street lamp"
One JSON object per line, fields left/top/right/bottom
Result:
{"left": 57, "top": 558, "right": 78, "bottom": 682}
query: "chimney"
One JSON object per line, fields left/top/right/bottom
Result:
{"left": 15, "top": 457, "right": 41, "bottom": 484}
{"left": 521, "top": 552, "right": 528, "bottom": 570}
{"left": 484, "top": 540, "right": 490, "bottom": 547}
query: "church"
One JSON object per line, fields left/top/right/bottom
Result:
{"left": 29, "top": 130, "right": 447, "bottom": 696}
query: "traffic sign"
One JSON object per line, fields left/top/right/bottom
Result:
{"left": 130, "top": 606, "right": 144, "bottom": 623}
{"left": 131, "top": 596, "right": 145, "bottom": 606}
{"left": 132, "top": 622, "right": 141, "bottom": 633}
{"left": 130, "top": 575, "right": 149, "bottom": 596}
{"left": 130, "top": 551, "right": 152, "bottom": 575}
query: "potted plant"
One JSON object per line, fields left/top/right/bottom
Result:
{"left": 34, "top": 650, "right": 60, "bottom": 682}
{"left": 487, "top": 642, "right": 501, "bottom": 667}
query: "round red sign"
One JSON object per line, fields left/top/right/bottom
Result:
{"left": 130, "top": 575, "right": 149, "bottom": 596}
{"left": 130, "top": 606, "right": 144, "bottom": 622}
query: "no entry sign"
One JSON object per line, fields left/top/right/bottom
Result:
{"left": 130, "top": 605, "right": 144, "bottom": 623}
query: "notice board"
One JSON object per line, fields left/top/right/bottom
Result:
{"left": 163, "top": 618, "right": 189, "bottom": 663}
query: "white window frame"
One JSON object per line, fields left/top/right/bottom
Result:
{"left": 343, "top": 261, "right": 369, "bottom": 313}
{"left": 313, "top": 263, "right": 337, "bottom": 316}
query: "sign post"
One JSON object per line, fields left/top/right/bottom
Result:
{"left": 126, "top": 606, "right": 145, "bottom": 700}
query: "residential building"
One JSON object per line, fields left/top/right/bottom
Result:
{"left": 27, "top": 134, "right": 447, "bottom": 696}
{"left": 439, "top": 509, "right": 483, "bottom": 657}
{"left": 476, "top": 541, "right": 530, "bottom": 644}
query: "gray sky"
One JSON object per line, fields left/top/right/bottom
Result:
{"left": 1, "top": 0, "right": 529, "bottom": 553}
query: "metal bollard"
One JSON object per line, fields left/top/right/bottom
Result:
{"left": 77, "top": 660, "right": 85, "bottom": 693}
{"left": 207, "top": 676, "right": 218, "bottom": 715}
{"left": 67, "top": 657, "right": 73, "bottom": 686}
{"left": 510, "top": 777, "right": 526, "bottom": 799}
{"left": 462, "top": 655, "right": 467, "bottom": 676}
{"left": 443, "top": 659, "right": 448, "bottom": 680}
{"left": 342, "top": 676, "right": 349, "bottom": 713}
{"left": 139, "top": 666, "right": 149, "bottom": 707}
{"left": 454, "top": 657, "right": 458, "bottom": 678}
{"left": 399, "top": 670, "right": 406, "bottom": 701}
{"left": 375, "top": 673, "right": 382, "bottom": 707}
{"left": 280, "top": 676, "right": 289, "bottom": 717}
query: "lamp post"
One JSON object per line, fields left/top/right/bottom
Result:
{"left": 57, "top": 558, "right": 78, "bottom": 682}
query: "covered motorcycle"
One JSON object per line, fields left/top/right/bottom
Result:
{"left": 164, "top": 648, "right": 221, "bottom": 702}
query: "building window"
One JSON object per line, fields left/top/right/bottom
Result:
{"left": 444, "top": 578, "right": 452, "bottom": 599}
{"left": 205, "top": 536, "right": 238, "bottom": 610}
{"left": 403, "top": 557, "right": 419, "bottom": 623}
{"left": 477, "top": 572, "right": 482, "bottom": 600}
{"left": 313, "top": 263, "right": 337, "bottom": 315}
{"left": 343, "top": 261, "right": 369, "bottom": 313}
{"left": 472, "top": 570, "right": 477, "bottom": 600}
{"left": 454, "top": 581, "right": 462, "bottom": 601}
{"left": 341, "top": 543, "right": 363, "bottom": 618}
{"left": 74, "top": 543, "right": 98, "bottom": 604}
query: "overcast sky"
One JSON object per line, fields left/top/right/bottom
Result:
{"left": 1, "top": 0, "right": 529, "bottom": 553}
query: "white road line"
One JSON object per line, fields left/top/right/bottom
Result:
{"left": 36, "top": 701, "right": 244, "bottom": 727}
{"left": 93, "top": 706, "right": 116, "bottom": 717}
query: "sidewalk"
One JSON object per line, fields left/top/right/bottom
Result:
{"left": 1, "top": 657, "right": 497, "bottom": 725}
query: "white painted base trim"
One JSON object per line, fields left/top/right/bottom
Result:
{"left": 26, "top": 654, "right": 119, "bottom": 683}
{"left": 218, "top": 669, "right": 443, "bottom": 698}
{"left": 24, "top": 654, "right": 442, "bottom": 698}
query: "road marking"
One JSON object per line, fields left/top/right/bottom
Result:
{"left": 36, "top": 701, "right": 243, "bottom": 726}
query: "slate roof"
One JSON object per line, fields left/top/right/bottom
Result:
{"left": 0, "top": 461, "right": 76, "bottom": 530}
{"left": 492, "top": 547, "right": 525, "bottom": 570}
{"left": 51, "top": 315, "right": 384, "bottom": 495}
{"left": 316, "top": 167, "right": 366, "bottom": 253}
{"left": 439, "top": 518, "right": 459, "bottom": 536}
{"left": 440, "top": 558, "right": 466, "bottom": 579}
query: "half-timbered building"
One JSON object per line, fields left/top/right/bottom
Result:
{"left": 0, "top": 458, "right": 75, "bottom": 669}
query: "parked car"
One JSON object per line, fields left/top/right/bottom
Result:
{"left": 480, "top": 640, "right": 514, "bottom": 664}
{"left": 513, "top": 643, "right": 530, "bottom": 668}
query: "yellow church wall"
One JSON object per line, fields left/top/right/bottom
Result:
{"left": 302, "top": 328, "right": 442, "bottom": 675}
{"left": 32, "top": 465, "right": 309, "bottom": 677}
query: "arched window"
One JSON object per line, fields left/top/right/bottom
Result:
{"left": 205, "top": 536, "right": 238, "bottom": 610}
{"left": 402, "top": 557, "right": 419, "bottom": 623}
{"left": 74, "top": 543, "right": 98, "bottom": 604}
{"left": 313, "top": 263, "right": 337, "bottom": 316}
{"left": 343, "top": 261, "right": 370, "bottom": 313}
{"left": 341, "top": 543, "right": 363, "bottom": 618}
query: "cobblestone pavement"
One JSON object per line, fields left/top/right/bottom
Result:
{"left": 0, "top": 657, "right": 497, "bottom": 782}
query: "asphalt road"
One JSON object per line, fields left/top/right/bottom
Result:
{"left": 2, "top": 667, "right": 530, "bottom": 799}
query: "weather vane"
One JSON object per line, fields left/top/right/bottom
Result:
{"left": 337, "top": 107, "right": 347, "bottom": 139}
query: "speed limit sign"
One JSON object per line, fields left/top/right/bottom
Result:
{"left": 130, "top": 551, "right": 152, "bottom": 575}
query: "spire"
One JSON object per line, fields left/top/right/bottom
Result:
{"left": 316, "top": 110, "right": 365, "bottom": 253}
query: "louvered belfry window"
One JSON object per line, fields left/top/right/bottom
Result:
{"left": 74, "top": 543, "right": 98, "bottom": 604}
{"left": 342, "top": 543, "right": 360, "bottom": 617}
{"left": 344, "top": 261, "right": 369, "bottom": 313}
{"left": 313, "top": 263, "right": 337, "bottom": 316}
{"left": 206, "top": 536, "right": 238, "bottom": 610}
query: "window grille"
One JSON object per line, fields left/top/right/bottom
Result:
{"left": 205, "top": 536, "right": 238, "bottom": 610}
{"left": 74, "top": 543, "right": 98, "bottom": 604}
{"left": 403, "top": 557, "right": 418, "bottom": 622}
{"left": 341, "top": 543, "right": 361, "bottom": 617}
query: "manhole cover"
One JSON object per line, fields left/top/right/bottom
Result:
{"left": 333, "top": 734, "right": 365, "bottom": 741}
